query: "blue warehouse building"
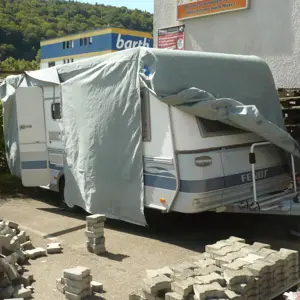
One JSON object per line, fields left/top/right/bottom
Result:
{"left": 40, "top": 27, "right": 153, "bottom": 69}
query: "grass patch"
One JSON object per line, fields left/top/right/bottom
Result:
{"left": 0, "top": 173, "right": 24, "bottom": 197}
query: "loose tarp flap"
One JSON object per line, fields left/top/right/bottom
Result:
{"left": 0, "top": 74, "right": 25, "bottom": 176}
{"left": 141, "top": 48, "right": 286, "bottom": 129}
{"left": 61, "top": 48, "right": 146, "bottom": 225}
{"left": 158, "top": 89, "right": 300, "bottom": 158}
{"left": 25, "top": 67, "right": 60, "bottom": 85}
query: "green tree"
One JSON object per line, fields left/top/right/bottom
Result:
{"left": 0, "top": 0, "right": 153, "bottom": 61}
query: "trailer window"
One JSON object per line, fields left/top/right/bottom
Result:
{"left": 141, "top": 89, "right": 151, "bottom": 141}
{"left": 197, "top": 118, "right": 246, "bottom": 137}
{"left": 51, "top": 103, "right": 62, "bottom": 120}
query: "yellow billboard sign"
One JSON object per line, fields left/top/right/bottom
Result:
{"left": 177, "top": 0, "right": 249, "bottom": 20}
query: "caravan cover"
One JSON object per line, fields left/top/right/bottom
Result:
{"left": 1, "top": 47, "right": 299, "bottom": 226}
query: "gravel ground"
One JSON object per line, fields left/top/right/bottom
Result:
{"left": 0, "top": 188, "right": 300, "bottom": 299}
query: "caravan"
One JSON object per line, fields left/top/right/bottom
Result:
{"left": 1, "top": 48, "right": 299, "bottom": 226}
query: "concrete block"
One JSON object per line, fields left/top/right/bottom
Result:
{"left": 5, "top": 221, "right": 19, "bottom": 230}
{"left": 239, "top": 254, "right": 264, "bottom": 264}
{"left": 0, "top": 285, "right": 14, "bottom": 298}
{"left": 20, "top": 241, "right": 34, "bottom": 251}
{"left": 86, "top": 214, "right": 106, "bottom": 224}
{"left": 193, "top": 265, "right": 222, "bottom": 276}
{"left": 20, "top": 274, "right": 34, "bottom": 287}
{"left": 65, "top": 283, "right": 89, "bottom": 295}
{"left": 246, "top": 260, "right": 273, "bottom": 277}
{"left": 87, "top": 236, "right": 105, "bottom": 245}
{"left": 63, "top": 266, "right": 91, "bottom": 281}
{"left": 241, "top": 243, "right": 270, "bottom": 255}
{"left": 192, "top": 258, "right": 216, "bottom": 268}
{"left": 146, "top": 267, "right": 174, "bottom": 279}
{"left": 279, "top": 248, "right": 299, "bottom": 265}
{"left": 4, "top": 262, "right": 20, "bottom": 281}
{"left": 171, "top": 277, "right": 194, "bottom": 296}
{"left": 47, "top": 242, "right": 63, "bottom": 254}
{"left": 91, "top": 280, "right": 103, "bottom": 293}
{"left": 4, "top": 253, "right": 19, "bottom": 265}
{"left": 87, "top": 222, "right": 104, "bottom": 230}
{"left": 16, "top": 232, "right": 26, "bottom": 245}
{"left": 143, "top": 274, "right": 172, "bottom": 295}
{"left": 85, "top": 230, "right": 104, "bottom": 238}
{"left": 15, "top": 249, "right": 27, "bottom": 265}
{"left": 64, "top": 275, "right": 92, "bottom": 289}
{"left": 56, "top": 277, "right": 65, "bottom": 294}
{"left": 223, "top": 268, "right": 254, "bottom": 285}
{"left": 171, "top": 262, "right": 197, "bottom": 273}
{"left": 24, "top": 247, "right": 46, "bottom": 259}
{"left": 165, "top": 292, "right": 185, "bottom": 300}
{"left": 9, "top": 236, "right": 20, "bottom": 251}
{"left": 224, "top": 237, "right": 246, "bottom": 244}
{"left": 86, "top": 225, "right": 104, "bottom": 234}
{"left": 191, "top": 253, "right": 211, "bottom": 262}
{"left": 215, "top": 251, "right": 246, "bottom": 267}
{"left": 210, "top": 243, "right": 248, "bottom": 258}
{"left": 170, "top": 269, "right": 194, "bottom": 281}
{"left": 13, "top": 284, "right": 31, "bottom": 298}
{"left": 228, "top": 283, "right": 252, "bottom": 295}
{"left": 222, "top": 259, "right": 251, "bottom": 272}
{"left": 86, "top": 242, "right": 106, "bottom": 255}
{"left": 0, "top": 277, "right": 11, "bottom": 288}
{"left": 194, "top": 272, "right": 226, "bottom": 286}
{"left": 255, "top": 248, "right": 277, "bottom": 258}
{"left": 193, "top": 282, "right": 225, "bottom": 300}
{"left": 65, "top": 287, "right": 92, "bottom": 300}
{"left": 205, "top": 241, "right": 231, "bottom": 254}
{"left": 225, "top": 289, "right": 242, "bottom": 299}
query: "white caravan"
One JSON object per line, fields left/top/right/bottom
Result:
{"left": 2, "top": 48, "right": 300, "bottom": 226}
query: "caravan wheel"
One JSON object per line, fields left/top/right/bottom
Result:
{"left": 59, "top": 176, "right": 65, "bottom": 203}
{"left": 144, "top": 207, "right": 175, "bottom": 232}
{"left": 58, "top": 176, "right": 80, "bottom": 212}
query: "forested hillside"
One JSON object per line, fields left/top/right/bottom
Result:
{"left": 0, "top": 0, "right": 153, "bottom": 66}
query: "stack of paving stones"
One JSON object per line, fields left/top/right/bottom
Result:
{"left": 129, "top": 236, "right": 299, "bottom": 300}
{"left": 85, "top": 214, "right": 106, "bottom": 255}
{"left": 56, "top": 266, "right": 104, "bottom": 299}
{"left": 0, "top": 218, "right": 36, "bottom": 299}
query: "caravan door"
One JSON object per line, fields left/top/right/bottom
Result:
{"left": 16, "top": 87, "right": 50, "bottom": 187}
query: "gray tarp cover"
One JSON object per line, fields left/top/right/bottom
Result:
{"left": 1, "top": 47, "right": 299, "bottom": 226}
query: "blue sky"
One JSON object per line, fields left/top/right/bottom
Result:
{"left": 82, "top": 0, "right": 154, "bottom": 13}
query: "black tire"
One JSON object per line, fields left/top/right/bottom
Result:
{"left": 59, "top": 176, "right": 65, "bottom": 203}
{"left": 144, "top": 207, "right": 175, "bottom": 233}
{"left": 58, "top": 176, "right": 80, "bottom": 212}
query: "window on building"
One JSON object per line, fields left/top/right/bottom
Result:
{"left": 63, "top": 40, "right": 74, "bottom": 49}
{"left": 79, "top": 37, "right": 92, "bottom": 46}
{"left": 71, "top": 58, "right": 74, "bottom": 63}
{"left": 48, "top": 61, "right": 55, "bottom": 67}
{"left": 140, "top": 89, "right": 151, "bottom": 141}
{"left": 51, "top": 103, "right": 62, "bottom": 120}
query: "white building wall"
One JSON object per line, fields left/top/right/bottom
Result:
{"left": 154, "top": 0, "right": 300, "bottom": 89}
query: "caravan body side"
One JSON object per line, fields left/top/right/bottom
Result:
{"left": 142, "top": 92, "right": 291, "bottom": 214}
{"left": 43, "top": 85, "right": 64, "bottom": 191}
{"left": 14, "top": 83, "right": 64, "bottom": 191}
{"left": 14, "top": 84, "right": 291, "bottom": 215}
